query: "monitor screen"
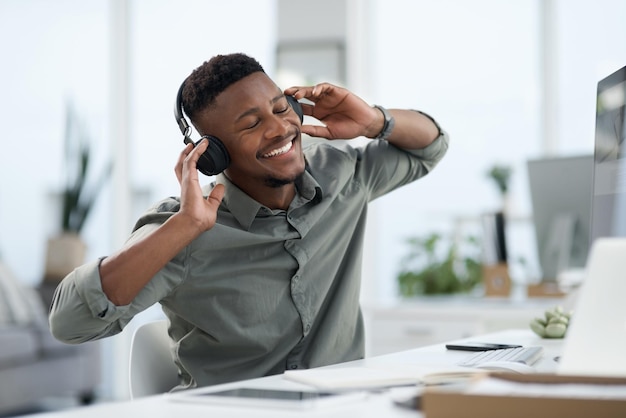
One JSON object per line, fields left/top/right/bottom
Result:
{"left": 591, "top": 65, "right": 626, "bottom": 242}
{"left": 527, "top": 155, "right": 593, "bottom": 282}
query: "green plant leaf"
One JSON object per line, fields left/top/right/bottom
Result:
{"left": 60, "top": 101, "right": 112, "bottom": 234}
{"left": 396, "top": 232, "right": 483, "bottom": 296}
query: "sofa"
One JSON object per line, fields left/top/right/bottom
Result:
{"left": 0, "top": 261, "right": 101, "bottom": 416}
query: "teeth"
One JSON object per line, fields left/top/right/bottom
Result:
{"left": 263, "top": 141, "right": 293, "bottom": 158}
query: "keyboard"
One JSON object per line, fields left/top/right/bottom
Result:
{"left": 457, "top": 346, "right": 544, "bottom": 367}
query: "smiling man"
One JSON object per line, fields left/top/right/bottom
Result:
{"left": 49, "top": 53, "right": 449, "bottom": 390}
{"left": 192, "top": 70, "right": 308, "bottom": 207}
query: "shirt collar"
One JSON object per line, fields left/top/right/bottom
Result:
{"left": 213, "top": 170, "right": 323, "bottom": 231}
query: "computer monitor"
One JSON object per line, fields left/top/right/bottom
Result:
{"left": 527, "top": 155, "right": 593, "bottom": 282}
{"left": 591, "top": 65, "right": 626, "bottom": 241}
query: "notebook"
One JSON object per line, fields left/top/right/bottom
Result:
{"left": 557, "top": 237, "right": 626, "bottom": 377}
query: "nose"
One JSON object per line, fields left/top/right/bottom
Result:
{"left": 263, "top": 113, "right": 291, "bottom": 139}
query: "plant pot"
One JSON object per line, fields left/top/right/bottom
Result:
{"left": 483, "top": 263, "right": 512, "bottom": 297}
{"left": 43, "top": 233, "right": 87, "bottom": 284}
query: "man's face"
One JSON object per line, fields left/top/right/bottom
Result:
{"left": 194, "top": 72, "right": 305, "bottom": 191}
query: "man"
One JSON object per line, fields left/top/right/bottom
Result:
{"left": 49, "top": 53, "right": 449, "bottom": 390}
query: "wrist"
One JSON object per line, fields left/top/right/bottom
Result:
{"left": 371, "top": 105, "right": 395, "bottom": 140}
{"left": 170, "top": 210, "right": 209, "bottom": 238}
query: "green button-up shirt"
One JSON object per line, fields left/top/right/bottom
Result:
{"left": 50, "top": 129, "right": 449, "bottom": 389}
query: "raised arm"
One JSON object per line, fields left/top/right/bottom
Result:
{"left": 100, "top": 139, "right": 224, "bottom": 306}
{"left": 49, "top": 140, "right": 224, "bottom": 342}
{"left": 284, "top": 83, "right": 440, "bottom": 149}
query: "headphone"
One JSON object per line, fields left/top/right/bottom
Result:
{"left": 174, "top": 80, "right": 304, "bottom": 176}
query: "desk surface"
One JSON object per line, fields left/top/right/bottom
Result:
{"left": 22, "top": 329, "right": 563, "bottom": 418}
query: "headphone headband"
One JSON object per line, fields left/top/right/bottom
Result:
{"left": 174, "top": 81, "right": 192, "bottom": 143}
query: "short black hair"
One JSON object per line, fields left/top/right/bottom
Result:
{"left": 182, "top": 53, "right": 265, "bottom": 121}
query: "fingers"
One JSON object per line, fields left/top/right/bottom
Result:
{"left": 175, "top": 139, "right": 208, "bottom": 184}
{"left": 284, "top": 86, "right": 305, "bottom": 98}
{"left": 185, "top": 138, "right": 208, "bottom": 168}
{"left": 285, "top": 83, "right": 335, "bottom": 101}
{"left": 207, "top": 183, "right": 225, "bottom": 207}
{"left": 299, "top": 102, "right": 315, "bottom": 117}
{"left": 286, "top": 84, "right": 337, "bottom": 120}
{"left": 301, "top": 124, "right": 331, "bottom": 139}
{"left": 311, "top": 83, "right": 333, "bottom": 97}
{"left": 175, "top": 143, "right": 193, "bottom": 183}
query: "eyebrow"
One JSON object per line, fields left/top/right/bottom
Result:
{"left": 234, "top": 93, "right": 285, "bottom": 123}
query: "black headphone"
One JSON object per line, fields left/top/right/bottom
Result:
{"left": 174, "top": 80, "right": 304, "bottom": 176}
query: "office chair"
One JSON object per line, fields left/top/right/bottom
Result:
{"left": 128, "top": 319, "right": 180, "bottom": 399}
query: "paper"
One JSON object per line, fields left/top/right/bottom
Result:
{"left": 284, "top": 367, "right": 419, "bottom": 390}
{"left": 283, "top": 365, "right": 488, "bottom": 390}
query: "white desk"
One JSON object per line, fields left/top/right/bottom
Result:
{"left": 21, "top": 330, "right": 562, "bottom": 418}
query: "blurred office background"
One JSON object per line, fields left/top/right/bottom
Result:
{"left": 1, "top": 0, "right": 625, "bottom": 405}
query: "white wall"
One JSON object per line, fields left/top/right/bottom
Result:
{"left": 361, "top": 0, "right": 626, "bottom": 301}
{"left": 0, "top": 0, "right": 110, "bottom": 285}
{"left": 366, "top": 0, "right": 542, "bottom": 299}
{"left": 0, "top": 0, "right": 278, "bottom": 286}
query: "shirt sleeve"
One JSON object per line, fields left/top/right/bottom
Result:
{"left": 356, "top": 113, "right": 450, "bottom": 201}
{"left": 49, "top": 222, "right": 187, "bottom": 344}
{"left": 48, "top": 257, "right": 130, "bottom": 343}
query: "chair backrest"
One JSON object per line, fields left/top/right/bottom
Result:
{"left": 128, "top": 319, "right": 179, "bottom": 399}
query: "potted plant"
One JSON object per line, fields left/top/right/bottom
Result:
{"left": 396, "top": 232, "right": 483, "bottom": 297}
{"left": 486, "top": 164, "right": 513, "bottom": 215}
{"left": 43, "top": 102, "right": 112, "bottom": 283}
{"left": 482, "top": 164, "right": 514, "bottom": 296}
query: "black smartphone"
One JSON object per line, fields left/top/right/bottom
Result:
{"left": 445, "top": 342, "right": 522, "bottom": 352}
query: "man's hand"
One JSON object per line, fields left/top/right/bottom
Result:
{"left": 100, "top": 139, "right": 225, "bottom": 306}
{"left": 285, "top": 83, "right": 441, "bottom": 150}
{"left": 284, "top": 83, "right": 383, "bottom": 140}
{"left": 174, "top": 139, "right": 225, "bottom": 233}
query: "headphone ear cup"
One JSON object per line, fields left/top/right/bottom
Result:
{"left": 287, "top": 95, "right": 304, "bottom": 123}
{"left": 195, "top": 136, "right": 230, "bottom": 176}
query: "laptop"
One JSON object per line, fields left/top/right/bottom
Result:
{"left": 557, "top": 237, "right": 626, "bottom": 377}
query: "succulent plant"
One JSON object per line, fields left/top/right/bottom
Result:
{"left": 529, "top": 305, "right": 572, "bottom": 338}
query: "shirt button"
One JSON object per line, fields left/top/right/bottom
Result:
{"left": 304, "top": 324, "right": 311, "bottom": 332}
{"left": 290, "top": 364, "right": 298, "bottom": 370}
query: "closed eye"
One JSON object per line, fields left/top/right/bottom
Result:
{"left": 241, "top": 101, "right": 290, "bottom": 130}
{"left": 245, "top": 119, "right": 260, "bottom": 130}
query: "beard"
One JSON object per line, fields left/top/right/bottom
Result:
{"left": 264, "top": 170, "right": 304, "bottom": 188}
